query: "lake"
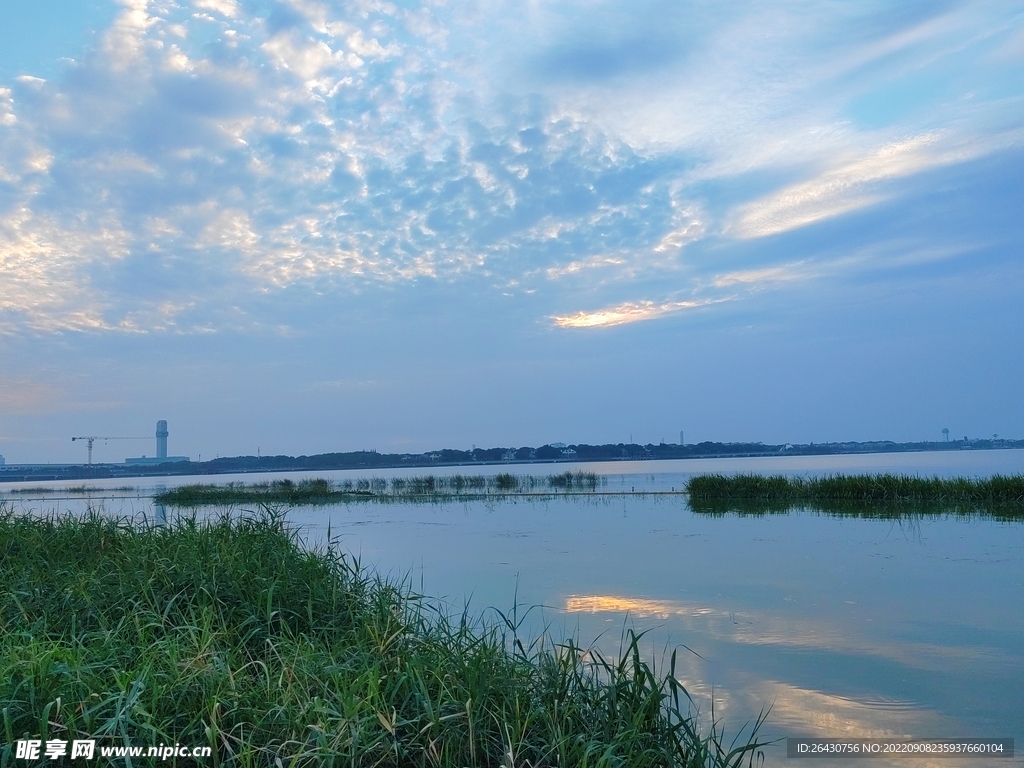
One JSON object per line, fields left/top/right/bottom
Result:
{"left": 3, "top": 449, "right": 1022, "bottom": 767}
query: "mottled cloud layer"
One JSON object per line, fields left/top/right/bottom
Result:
{"left": 2, "top": 0, "right": 1021, "bottom": 339}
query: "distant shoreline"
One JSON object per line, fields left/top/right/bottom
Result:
{"left": 2, "top": 439, "right": 1021, "bottom": 484}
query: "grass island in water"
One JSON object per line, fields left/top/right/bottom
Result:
{"left": 0, "top": 508, "right": 765, "bottom": 767}
{"left": 154, "top": 472, "right": 603, "bottom": 506}
{"left": 685, "top": 473, "right": 1024, "bottom": 519}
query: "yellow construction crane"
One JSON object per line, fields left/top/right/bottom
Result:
{"left": 71, "top": 436, "right": 149, "bottom": 465}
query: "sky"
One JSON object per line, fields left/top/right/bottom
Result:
{"left": 1, "top": 0, "right": 1022, "bottom": 464}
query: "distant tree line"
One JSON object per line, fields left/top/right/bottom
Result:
{"left": 2, "top": 438, "right": 1022, "bottom": 483}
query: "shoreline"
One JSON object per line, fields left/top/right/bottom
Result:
{"left": 3, "top": 442, "right": 1022, "bottom": 485}
{"left": 0, "top": 509, "right": 766, "bottom": 767}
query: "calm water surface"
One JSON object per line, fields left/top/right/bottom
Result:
{"left": 3, "top": 450, "right": 1023, "bottom": 767}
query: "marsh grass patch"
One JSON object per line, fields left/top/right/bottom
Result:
{"left": 0, "top": 507, "right": 764, "bottom": 767}
{"left": 154, "top": 472, "right": 605, "bottom": 507}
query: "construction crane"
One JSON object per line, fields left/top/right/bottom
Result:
{"left": 71, "top": 436, "right": 149, "bottom": 465}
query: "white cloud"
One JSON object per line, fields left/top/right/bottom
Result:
{"left": 0, "top": 220, "right": 121, "bottom": 333}
{"left": 0, "top": 0, "right": 1020, "bottom": 340}
{"left": 727, "top": 133, "right": 1009, "bottom": 239}
{"left": 712, "top": 264, "right": 810, "bottom": 288}
{"left": 263, "top": 33, "right": 356, "bottom": 81}
{"left": 652, "top": 211, "right": 704, "bottom": 253}
{"left": 193, "top": 0, "right": 239, "bottom": 18}
{"left": 103, "top": 0, "right": 158, "bottom": 71}
{"left": 545, "top": 254, "right": 626, "bottom": 279}
{"left": 163, "top": 45, "right": 195, "bottom": 73}
{"left": 729, "top": 134, "right": 942, "bottom": 237}
{"left": 0, "top": 87, "right": 15, "bottom": 127}
{"left": 551, "top": 297, "right": 726, "bottom": 329}
{"left": 199, "top": 208, "right": 260, "bottom": 253}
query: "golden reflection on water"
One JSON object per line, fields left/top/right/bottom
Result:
{"left": 747, "top": 678, "right": 928, "bottom": 738}
{"left": 563, "top": 595, "right": 1020, "bottom": 674}
{"left": 564, "top": 595, "right": 717, "bottom": 618}
{"left": 561, "top": 595, "right": 1016, "bottom": 768}
{"left": 743, "top": 679, "right": 1005, "bottom": 768}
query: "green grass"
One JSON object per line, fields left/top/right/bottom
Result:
{"left": 154, "top": 473, "right": 603, "bottom": 507}
{"left": 0, "top": 508, "right": 763, "bottom": 767}
{"left": 685, "top": 473, "right": 1024, "bottom": 519}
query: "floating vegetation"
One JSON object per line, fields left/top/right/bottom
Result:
{"left": 686, "top": 473, "right": 1024, "bottom": 519}
{"left": 0, "top": 510, "right": 764, "bottom": 768}
{"left": 4, "top": 485, "right": 136, "bottom": 495}
{"left": 154, "top": 472, "right": 603, "bottom": 507}
{"left": 548, "top": 470, "right": 602, "bottom": 490}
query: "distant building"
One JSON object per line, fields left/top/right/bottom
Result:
{"left": 125, "top": 455, "right": 190, "bottom": 465}
{"left": 0, "top": 454, "right": 5, "bottom": 466}
{"left": 125, "top": 420, "right": 189, "bottom": 465}
{"left": 550, "top": 442, "right": 567, "bottom": 449}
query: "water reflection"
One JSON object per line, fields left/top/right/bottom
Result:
{"left": 564, "top": 593, "right": 1021, "bottom": 674}
{"left": 565, "top": 595, "right": 719, "bottom": 618}
{"left": 381, "top": 496, "right": 1020, "bottom": 767}
{"left": 562, "top": 594, "right": 1012, "bottom": 768}
{"left": 690, "top": 499, "right": 1024, "bottom": 522}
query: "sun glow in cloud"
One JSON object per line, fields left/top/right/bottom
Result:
{"left": 551, "top": 298, "right": 726, "bottom": 329}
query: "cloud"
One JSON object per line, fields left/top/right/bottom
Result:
{"left": 729, "top": 135, "right": 937, "bottom": 237}
{"left": 712, "top": 264, "right": 811, "bottom": 288}
{"left": 0, "top": 207, "right": 131, "bottom": 333}
{"left": 545, "top": 255, "right": 626, "bottom": 280}
{"left": 652, "top": 214, "right": 704, "bottom": 253}
{"left": 0, "top": 0, "right": 1021, "bottom": 339}
{"left": 194, "top": 0, "right": 239, "bottom": 19}
{"left": 551, "top": 297, "right": 726, "bottom": 329}
{"left": 0, "top": 87, "right": 14, "bottom": 127}
{"left": 102, "top": 0, "right": 159, "bottom": 72}
{"left": 726, "top": 133, "right": 1007, "bottom": 238}
{"left": 2, "top": 0, "right": 715, "bottom": 338}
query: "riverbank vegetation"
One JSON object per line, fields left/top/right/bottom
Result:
{"left": 686, "top": 473, "right": 1024, "bottom": 519}
{"left": 0, "top": 509, "right": 763, "bottom": 767}
{"left": 153, "top": 472, "right": 603, "bottom": 506}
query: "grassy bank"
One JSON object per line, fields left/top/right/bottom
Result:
{"left": 0, "top": 510, "right": 762, "bottom": 767}
{"left": 154, "top": 472, "right": 602, "bottom": 507}
{"left": 685, "top": 473, "right": 1024, "bottom": 518}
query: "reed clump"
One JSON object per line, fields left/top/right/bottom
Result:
{"left": 686, "top": 473, "right": 1024, "bottom": 519}
{"left": 0, "top": 510, "right": 762, "bottom": 767}
{"left": 155, "top": 472, "right": 604, "bottom": 507}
